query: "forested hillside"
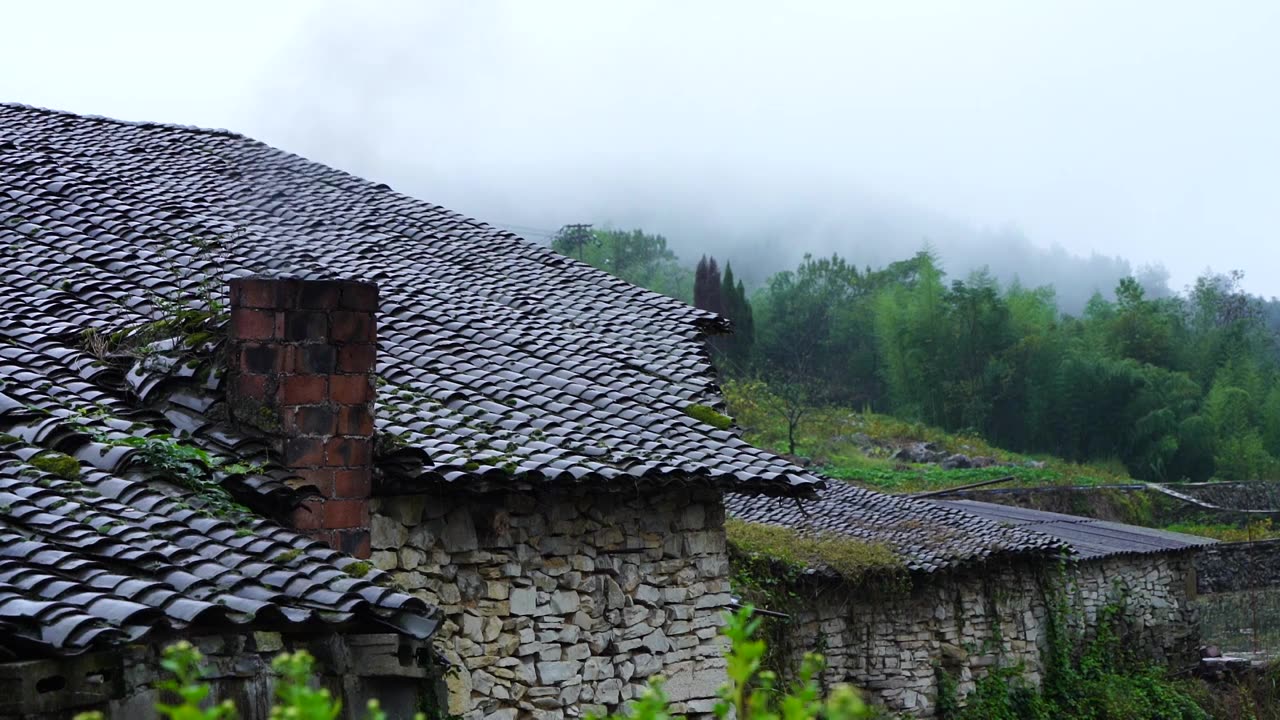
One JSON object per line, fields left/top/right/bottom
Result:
{"left": 553, "top": 226, "right": 1280, "bottom": 484}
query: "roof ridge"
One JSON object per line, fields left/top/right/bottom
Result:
{"left": 0, "top": 101, "right": 245, "bottom": 141}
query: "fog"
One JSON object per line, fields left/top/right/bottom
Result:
{"left": 4, "top": 1, "right": 1280, "bottom": 309}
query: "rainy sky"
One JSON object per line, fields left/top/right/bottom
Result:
{"left": 3, "top": 1, "right": 1278, "bottom": 302}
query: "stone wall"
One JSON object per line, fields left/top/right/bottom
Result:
{"left": 1197, "top": 539, "right": 1280, "bottom": 593}
{"left": 777, "top": 553, "right": 1199, "bottom": 717}
{"left": 0, "top": 632, "right": 431, "bottom": 720}
{"left": 370, "top": 485, "right": 733, "bottom": 719}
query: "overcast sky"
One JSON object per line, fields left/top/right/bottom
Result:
{"left": 3, "top": 1, "right": 1278, "bottom": 297}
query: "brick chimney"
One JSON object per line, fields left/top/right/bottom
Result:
{"left": 227, "top": 276, "right": 378, "bottom": 558}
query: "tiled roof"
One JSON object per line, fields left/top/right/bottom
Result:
{"left": 929, "top": 499, "right": 1216, "bottom": 560}
{"left": 0, "top": 102, "right": 820, "bottom": 496}
{"left": 726, "top": 480, "right": 1068, "bottom": 573}
{"left": 0, "top": 101, "right": 823, "bottom": 657}
{"left": 0, "top": 437, "right": 437, "bottom": 660}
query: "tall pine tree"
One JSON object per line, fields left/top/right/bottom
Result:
{"left": 694, "top": 256, "right": 755, "bottom": 373}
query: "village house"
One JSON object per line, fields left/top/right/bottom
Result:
{"left": 0, "top": 103, "right": 1212, "bottom": 719}
{"left": 728, "top": 486, "right": 1213, "bottom": 717}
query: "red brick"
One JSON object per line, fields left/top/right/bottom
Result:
{"left": 340, "top": 282, "right": 379, "bottom": 312}
{"left": 337, "top": 344, "right": 377, "bottom": 373}
{"left": 321, "top": 499, "right": 370, "bottom": 529}
{"left": 230, "top": 308, "right": 276, "bottom": 340}
{"left": 325, "top": 436, "right": 372, "bottom": 468}
{"left": 336, "top": 404, "right": 374, "bottom": 435}
{"left": 298, "top": 280, "right": 343, "bottom": 310}
{"left": 330, "top": 375, "right": 372, "bottom": 404}
{"left": 289, "top": 405, "right": 337, "bottom": 436}
{"left": 284, "top": 437, "right": 325, "bottom": 467}
{"left": 280, "top": 375, "right": 327, "bottom": 405}
{"left": 333, "top": 469, "right": 372, "bottom": 498}
{"left": 289, "top": 345, "right": 336, "bottom": 374}
{"left": 336, "top": 529, "right": 371, "bottom": 558}
{"left": 231, "top": 373, "right": 271, "bottom": 403}
{"left": 234, "top": 278, "right": 284, "bottom": 309}
{"left": 286, "top": 469, "right": 335, "bottom": 497}
{"left": 291, "top": 498, "right": 326, "bottom": 530}
{"left": 283, "top": 311, "right": 329, "bottom": 342}
{"left": 240, "top": 344, "right": 281, "bottom": 374}
{"left": 330, "top": 310, "right": 375, "bottom": 343}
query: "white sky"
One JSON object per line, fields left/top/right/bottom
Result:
{"left": 3, "top": 1, "right": 1278, "bottom": 296}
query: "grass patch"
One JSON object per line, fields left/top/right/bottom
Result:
{"left": 1164, "top": 518, "right": 1280, "bottom": 542}
{"left": 725, "top": 517, "right": 903, "bottom": 581}
{"left": 722, "top": 380, "right": 1136, "bottom": 493}
{"left": 684, "top": 403, "right": 733, "bottom": 430}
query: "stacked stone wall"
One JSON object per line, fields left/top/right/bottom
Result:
{"left": 370, "top": 486, "right": 732, "bottom": 719}
{"left": 1197, "top": 539, "right": 1280, "bottom": 593}
{"left": 781, "top": 553, "right": 1198, "bottom": 717}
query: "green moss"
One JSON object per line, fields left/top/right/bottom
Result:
{"left": 343, "top": 561, "right": 373, "bottom": 579}
{"left": 462, "top": 461, "right": 481, "bottom": 472}
{"left": 684, "top": 404, "right": 733, "bottom": 430}
{"left": 273, "top": 549, "right": 303, "bottom": 564}
{"left": 726, "top": 517, "right": 904, "bottom": 581}
{"left": 31, "top": 451, "right": 82, "bottom": 481}
{"left": 257, "top": 404, "right": 282, "bottom": 430}
{"left": 0, "top": 434, "right": 20, "bottom": 445}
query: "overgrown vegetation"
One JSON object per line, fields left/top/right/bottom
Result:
{"left": 107, "top": 433, "right": 259, "bottom": 522}
{"left": 1165, "top": 517, "right": 1280, "bottom": 542}
{"left": 723, "top": 380, "right": 1133, "bottom": 492}
{"left": 938, "top": 594, "right": 1207, "bottom": 720}
{"left": 726, "top": 518, "right": 904, "bottom": 583}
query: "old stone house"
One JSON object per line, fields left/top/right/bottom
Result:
{"left": 0, "top": 102, "right": 1213, "bottom": 720}
{"left": 0, "top": 102, "right": 837, "bottom": 718}
{"left": 728, "top": 486, "right": 1214, "bottom": 717}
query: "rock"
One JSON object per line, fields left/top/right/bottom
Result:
{"left": 483, "top": 616, "right": 503, "bottom": 642}
{"left": 641, "top": 629, "right": 670, "bottom": 653}
{"left": 604, "top": 578, "right": 626, "bottom": 609}
{"left": 252, "top": 631, "right": 283, "bottom": 652}
{"left": 462, "top": 614, "right": 484, "bottom": 643}
{"left": 537, "top": 660, "right": 583, "bottom": 684}
{"left": 370, "top": 514, "right": 408, "bottom": 549}
{"left": 472, "top": 669, "right": 496, "bottom": 694}
{"left": 583, "top": 657, "right": 612, "bottom": 681}
{"left": 550, "top": 590, "right": 580, "bottom": 614}
{"left": 398, "top": 546, "right": 427, "bottom": 569}
{"left": 633, "top": 653, "right": 662, "bottom": 677}
{"left": 941, "top": 454, "right": 973, "bottom": 470}
{"left": 598, "top": 678, "right": 624, "bottom": 705}
{"left": 633, "top": 584, "right": 662, "bottom": 606}
{"left": 891, "top": 442, "right": 948, "bottom": 464}
{"left": 442, "top": 507, "right": 479, "bottom": 552}
{"left": 511, "top": 587, "right": 538, "bottom": 615}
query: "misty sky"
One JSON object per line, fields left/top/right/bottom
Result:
{"left": 3, "top": 1, "right": 1278, "bottom": 298}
